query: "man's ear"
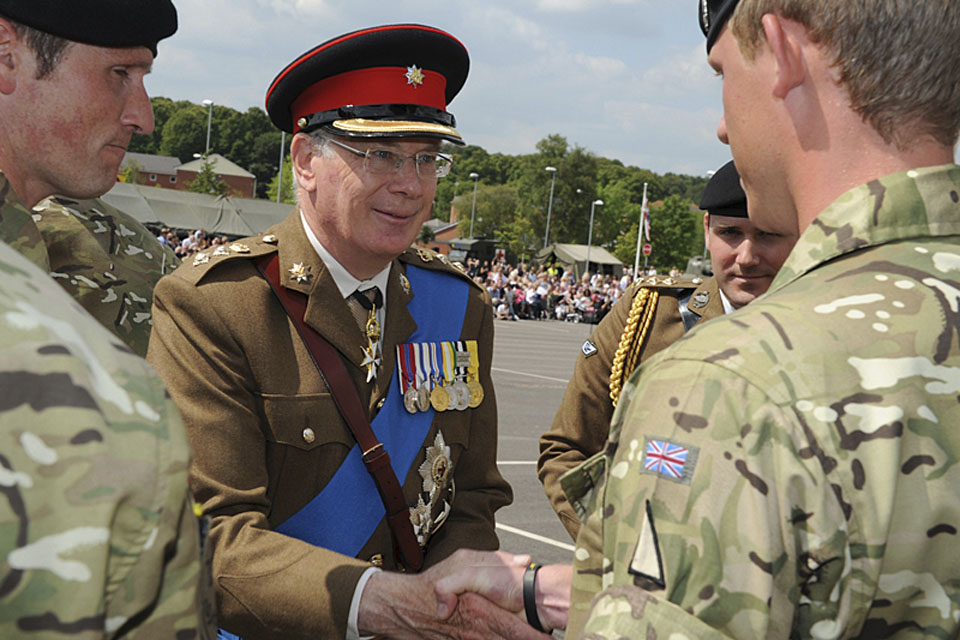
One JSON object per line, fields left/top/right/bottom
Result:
{"left": 0, "top": 18, "right": 20, "bottom": 94}
{"left": 762, "top": 14, "right": 805, "bottom": 100}
{"left": 290, "top": 133, "right": 318, "bottom": 192}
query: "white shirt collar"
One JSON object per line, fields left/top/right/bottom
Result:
{"left": 299, "top": 209, "right": 391, "bottom": 301}
{"left": 718, "top": 288, "right": 737, "bottom": 315}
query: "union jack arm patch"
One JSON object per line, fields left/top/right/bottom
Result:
{"left": 640, "top": 437, "right": 699, "bottom": 485}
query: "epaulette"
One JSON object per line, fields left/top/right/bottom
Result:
{"left": 179, "top": 233, "right": 279, "bottom": 286}
{"left": 631, "top": 274, "right": 704, "bottom": 291}
{"left": 398, "top": 247, "right": 484, "bottom": 292}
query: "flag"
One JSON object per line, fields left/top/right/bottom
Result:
{"left": 641, "top": 194, "right": 651, "bottom": 242}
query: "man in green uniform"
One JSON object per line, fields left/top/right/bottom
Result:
{"left": 0, "top": 2, "right": 179, "bottom": 356}
{"left": 433, "top": 1, "right": 960, "bottom": 637}
{"left": 0, "top": 1, "right": 214, "bottom": 636}
{"left": 539, "top": 160, "right": 796, "bottom": 540}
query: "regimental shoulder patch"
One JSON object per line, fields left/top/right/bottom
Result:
{"left": 640, "top": 436, "right": 698, "bottom": 484}
{"left": 628, "top": 500, "right": 665, "bottom": 588}
{"left": 581, "top": 340, "right": 598, "bottom": 357}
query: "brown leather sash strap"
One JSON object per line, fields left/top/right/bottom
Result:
{"left": 255, "top": 253, "right": 424, "bottom": 572}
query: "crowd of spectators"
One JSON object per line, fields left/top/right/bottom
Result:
{"left": 156, "top": 227, "right": 232, "bottom": 258}
{"left": 464, "top": 258, "right": 654, "bottom": 324}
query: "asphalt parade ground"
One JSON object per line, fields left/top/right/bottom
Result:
{"left": 490, "top": 317, "right": 597, "bottom": 566}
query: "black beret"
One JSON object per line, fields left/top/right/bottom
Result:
{"left": 699, "top": 160, "right": 747, "bottom": 218}
{"left": 265, "top": 24, "right": 469, "bottom": 144}
{"left": 0, "top": 0, "right": 177, "bottom": 56}
{"left": 699, "top": 0, "right": 740, "bottom": 53}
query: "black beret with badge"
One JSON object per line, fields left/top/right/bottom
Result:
{"left": 699, "top": 160, "right": 748, "bottom": 218}
{"left": 265, "top": 24, "right": 469, "bottom": 145}
{"left": 0, "top": 0, "right": 177, "bottom": 56}
{"left": 699, "top": 0, "right": 741, "bottom": 52}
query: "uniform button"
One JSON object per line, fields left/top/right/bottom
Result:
{"left": 376, "top": 398, "right": 386, "bottom": 410}
{"left": 369, "top": 554, "right": 384, "bottom": 567}
{"left": 302, "top": 428, "right": 316, "bottom": 444}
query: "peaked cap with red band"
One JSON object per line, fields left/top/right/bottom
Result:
{"left": 265, "top": 24, "right": 469, "bottom": 144}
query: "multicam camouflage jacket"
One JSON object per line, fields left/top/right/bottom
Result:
{"left": 0, "top": 240, "right": 215, "bottom": 637}
{"left": 0, "top": 172, "right": 180, "bottom": 357}
{"left": 565, "top": 164, "right": 960, "bottom": 639}
{"left": 0, "top": 173, "right": 50, "bottom": 272}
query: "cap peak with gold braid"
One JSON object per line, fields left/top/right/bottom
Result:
{"left": 265, "top": 24, "right": 468, "bottom": 145}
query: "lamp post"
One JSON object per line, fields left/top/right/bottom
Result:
{"left": 543, "top": 166, "right": 557, "bottom": 248}
{"left": 276, "top": 131, "right": 286, "bottom": 203}
{"left": 202, "top": 99, "right": 214, "bottom": 153}
{"left": 585, "top": 199, "right": 604, "bottom": 278}
{"left": 468, "top": 172, "right": 480, "bottom": 238}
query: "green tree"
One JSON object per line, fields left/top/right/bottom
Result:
{"left": 159, "top": 106, "right": 206, "bottom": 162}
{"left": 118, "top": 161, "right": 143, "bottom": 185}
{"left": 456, "top": 183, "right": 519, "bottom": 238}
{"left": 418, "top": 225, "right": 436, "bottom": 244}
{"left": 646, "top": 195, "right": 701, "bottom": 271}
{"left": 187, "top": 154, "right": 229, "bottom": 197}
{"left": 495, "top": 213, "right": 537, "bottom": 264}
{"left": 511, "top": 135, "right": 598, "bottom": 248}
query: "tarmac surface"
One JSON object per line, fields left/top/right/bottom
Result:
{"left": 490, "top": 317, "right": 598, "bottom": 566}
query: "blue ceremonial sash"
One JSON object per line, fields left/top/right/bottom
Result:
{"left": 274, "top": 263, "right": 469, "bottom": 555}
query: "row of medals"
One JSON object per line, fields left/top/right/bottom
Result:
{"left": 403, "top": 375, "right": 483, "bottom": 414}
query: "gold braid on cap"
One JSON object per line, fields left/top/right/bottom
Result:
{"left": 609, "top": 287, "right": 659, "bottom": 408}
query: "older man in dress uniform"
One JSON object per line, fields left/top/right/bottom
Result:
{"left": 147, "top": 24, "right": 536, "bottom": 640}
{"left": 539, "top": 160, "right": 796, "bottom": 540}
{"left": 0, "top": 1, "right": 214, "bottom": 636}
{"left": 0, "top": 1, "right": 180, "bottom": 357}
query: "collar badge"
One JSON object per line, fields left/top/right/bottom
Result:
{"left": 288, "top": 262, "right": 311, "bottom": 284}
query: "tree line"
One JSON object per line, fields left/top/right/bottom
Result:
{"left": 131, "top": 99, "right": 710, "bottom": 271}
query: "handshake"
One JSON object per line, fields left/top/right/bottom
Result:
{"left": 357, "top": 549, "right": 572, "bottom": 639}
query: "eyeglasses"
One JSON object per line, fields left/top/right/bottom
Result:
{"left": 325, "top": 138, "right": 453, "bottom": 179}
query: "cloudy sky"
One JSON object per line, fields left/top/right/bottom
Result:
{"left": 147, "top": 0, "right": 724, "bottom": 176}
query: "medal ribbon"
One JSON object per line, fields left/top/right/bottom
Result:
{"left": 466, "top": 340, "right": 480, "bottom": 383}
{"left": 415, "top": 341, "right": 428, "bottom": 390}
{"left": 431, "top": 342, "right": 443, "bottom": 388}
{"left": 441, "top": 342, "right": 456, "bottom": 386}
{"left": 455, "top": 340, "right": 469, "bottom": 382}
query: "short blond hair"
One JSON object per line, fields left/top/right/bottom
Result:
{"left": 730, "top": 0, "right": 960, "bottom": 148}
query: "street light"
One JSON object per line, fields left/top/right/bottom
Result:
{"left": 202, "top": 99, "right": 214, "bottom": 153}
{"left": 543, "top": 166, "right": 557, "bottom": 248}
{"left": 468, "top": 172, "right": 480, "bottom": 238}
{"left": 276, "top": 131, "right": 286, "bottom": 203}
{"left": 585, "top": 199, "right": 604, "bottom": 278}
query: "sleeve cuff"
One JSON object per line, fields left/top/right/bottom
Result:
{"left": 346, "top": 566, "right": 382, "bottom": 640}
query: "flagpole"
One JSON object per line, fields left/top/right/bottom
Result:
{"left": 634, "top": 182, "right": 648, "bottom": 278}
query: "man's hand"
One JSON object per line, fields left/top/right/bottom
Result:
{"left": 356, "top": 550, "right": 550, "bottom": 639}
{"left": 433, "top": 550, "right": 572, "bottom": 632}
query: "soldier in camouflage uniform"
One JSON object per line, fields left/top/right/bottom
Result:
{"left": 0, "top": 236, "right": 214, "bottom": 636}
{"left": 435, "top": 1, "right": 960, "bottom": 637}
{"left": 0, "top": 0, "right": 214, "bottom": 636}
{"left": 564, "top": 0, "right": 960, "bottom": 637}
{"left": 0, "top": 2, "right": 179, "bottom": 357}
{"left": 32, "top": 196, "right": 179, "bottom": 357}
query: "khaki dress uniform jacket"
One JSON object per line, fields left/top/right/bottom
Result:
{"left": 539, "top": 276, "right": 723, "bottom": 540}
{"left": 147, "top": 212, "right": 512, "bottom": 639}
